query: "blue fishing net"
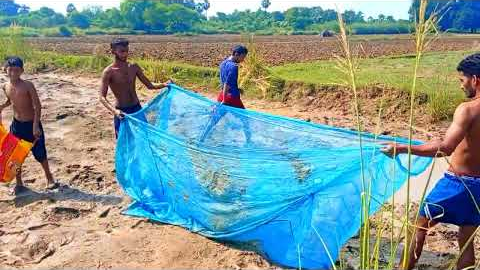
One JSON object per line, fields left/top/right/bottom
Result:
{"left": 116, "top": 84, "right": 432, "bottom": 269}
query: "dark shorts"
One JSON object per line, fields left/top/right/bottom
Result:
{"left": 114, "top": 103, "right": 144, "bottom": 138}
{"left": 420, "top": 172, "right": 480, "bottom": 226}
{"left": 10, "top": 119, "right": 47, "bottom": 163}
{"left": 217, "top": 91, "right": 245, "bottom": 109}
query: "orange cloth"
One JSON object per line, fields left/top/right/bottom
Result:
{"left": 0, "top": 125, "right": 32, "bottom": 183}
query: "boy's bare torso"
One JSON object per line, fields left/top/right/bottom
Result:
{"left": 3, "top": 80, "right": 35, "bottom": 122}
{"left": 104, "top": 63, "right": 140, "bottom": 108}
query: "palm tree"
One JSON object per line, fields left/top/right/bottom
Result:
{"left": 203, "top": 0, "right": 210, "bottom": 18}
{"left": 66, "top": 3, "right": 77, "bottom": 14}
{"left": 261, "top": 0, "right": 271, "bottom": 11}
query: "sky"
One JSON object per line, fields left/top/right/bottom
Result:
{"left": 15, "top": 0, "right": 412, "bottom": 20}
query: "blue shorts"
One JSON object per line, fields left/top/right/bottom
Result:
{"left": 420, "top": 172, "right": 480, "bottom": 226}
{"left": 114, "top": 103, "right": 146, "bottom": 138}
{"left": 10, "top": 119, "right": 47, "bottom": 163}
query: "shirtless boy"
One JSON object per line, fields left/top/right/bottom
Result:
{"left": 99, "top": 38, "right": 171, "bottom": 137}
{"left": 0, "top": 57, "right": 56, "bottom": 195}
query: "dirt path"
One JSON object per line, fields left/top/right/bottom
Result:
{"left": 0, "top": 72, "right": 470, "bottom": 269}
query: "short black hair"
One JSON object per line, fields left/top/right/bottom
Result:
{"left": 111, "top": 37, "right": 129, "bottom": 50}
{"left": 5, "top": 56, "right": 24, "bottom": 69}
{"left": 232, "top": 45, "right": 248, "bottom": 56}
{"left": 457, "top": 53, "right": 480, "bottom": 77}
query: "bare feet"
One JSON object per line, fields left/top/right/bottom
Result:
{"left": 45, "top": 181, "right": 60, "bottom": 191}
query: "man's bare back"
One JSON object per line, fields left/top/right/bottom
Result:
{"left": 3, "top": 79, "right": 38, "bottom": 122}
{"left": 449, "top": 99, "right": 480, "bottom": 176}
{"left": 102, "top": 63, "right": 141, "bottom": 108}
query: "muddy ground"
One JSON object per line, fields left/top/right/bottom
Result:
{"left": 0, "top": 72, "right": 473, "bottom": 269}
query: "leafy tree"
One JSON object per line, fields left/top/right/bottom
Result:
{"left": 271, "top": 11, "right": 284, "bottom": 22}
{"left": 453, "top": 6, "right": 478, "bottom": 33}
{"left": 18, "top": 7, "right": 66, "bottom": 28}
{"left": 0, "top": 0, "right": 20, "bottom": 16}
{"left": 81, "top": 6, "right": 103, "bottom": 21}
{"left": 166, "top": 3, "right": 201, "bottom": 32}
{"left": 322, "top": 9, "right": 337, "bottom": 22}
{"left": 120, "top": 0, "right": 153, "bottom": 30}
{"left": 143, "top": 2, "right": 201, "bottom": 32}
{"left": 143, "top": 2, "right": 168, "bottom": 31}
{"left": 95, "top": 8, "right": 125, "bottom": 28}
{"left": 343, "top": 10, "right": 364, "bottom": 24}
{"left": 309, "top": 7, "right": 324, "bottom": 24}
{"left": 68, "top": 11, "right": 90, "bottom": 29}
{"left": 453, "top": 1, "right": 480, "bottom": 33}
{"left": 409, "top": 0, "right": 480, "bottom": 32}
{"left": 284, "top": 7, "right": 313, "bottom": 30}
{"left": 164, "top": 0, "right": 197, "bottom": 10}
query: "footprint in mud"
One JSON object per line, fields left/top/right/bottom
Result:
{"left": 51, "top": 110, "right": 85, "bottom": 122}
{"left": 67, "top": 164, "right": 107, "bottom": 191}
{"left": 42, "top": 206, "right": 90, "bottom": 222}
{"left": 55, "top": 113, "right": 70, "bottom": 120}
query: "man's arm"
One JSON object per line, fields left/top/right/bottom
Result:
{"left": 28, "top": 82, "right": 42, "bottom": 138}
{"left": 0, "top": 85, "right": 11, "bottom": 111}
{"left": 383, "top": 104, "right": 471, "bottom": 158}
{"left": 135, "top": 64, "right": 170, "bottom": 90}
{"left": 99, "top": 69, "right": 120, "bottom": 116}
{"left": 0, "top": 85, "right": 11, "bottom": 124}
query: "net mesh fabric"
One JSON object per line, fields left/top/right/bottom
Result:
{"left": 115, "top": 84, "right": 431, "bottom": 269}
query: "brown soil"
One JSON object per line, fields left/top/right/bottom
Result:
{"left": 28, "top": 34, "right": 480, "bottom": 67}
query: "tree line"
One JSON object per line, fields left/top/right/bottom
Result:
{"left": 410, "top": 0, "right": 480, "bottom": 33}
{"left": 0, "top": 0, "right": 478, "bottom": 37}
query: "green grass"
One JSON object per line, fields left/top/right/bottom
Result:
{"left": 271, "top": 50, "right": 471, "bottom": 120}
{"left": 271, "top": 51, "right": 465, "bottom": 89}
{"left": 139, "top": 58, "right": 218, "bottom": 89}
{"left": 0, "top": 26, "right": 40, "bottom": 37}
{"left": 34, "top": 52, "right": 218, "bottom": 88}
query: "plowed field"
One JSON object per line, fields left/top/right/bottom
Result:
{"left": 29, "top": 34, "right": 480, "bottom": 67}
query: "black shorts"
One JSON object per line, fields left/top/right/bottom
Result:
{"left": 114, "top": 103, "right": 144, "bottom": 138}
{"left": 10, "top": 119, "right": 48, "bottom": 163}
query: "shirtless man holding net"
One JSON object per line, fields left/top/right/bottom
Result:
{"left": 382, "top": 53, "right": 480, "bottom": 270}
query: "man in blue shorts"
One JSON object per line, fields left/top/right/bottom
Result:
{"left": 383, "top": 53, "right": 480, "bottom": 270}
